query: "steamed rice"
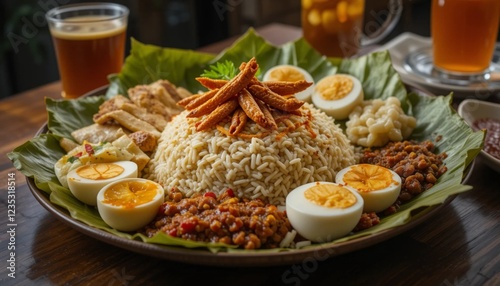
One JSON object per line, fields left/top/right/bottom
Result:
{"left": 144, "top": 103, "right": 356, "bottom": 205}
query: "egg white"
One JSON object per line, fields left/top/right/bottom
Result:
{"left": 67, "top": 161, "right": 138, "bottom": 206}
{"left": 97, "top": 178, "right": 165, "bottom": 232}
{"left": 263, "top": 64, "right": 315, "bottom": 102}
{"left": 311, "top": 74, "right": 363, "bottom": 120}
{"left": 336, "top": 164, "right": 402, "bottom": 213}
{"left": 54, "top": 141, "right": 135, "bottom": 188}
{"left": 285, "top": 182, "right": 364, "bottom": 242}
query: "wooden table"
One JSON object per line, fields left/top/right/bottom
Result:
{"left": 1, "top": 23, "right": 499, "bottom": 286}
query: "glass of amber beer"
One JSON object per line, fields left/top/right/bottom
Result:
{"left": 301, "top": 0, "right": 402, "bottom": 58}
{"left": 46, "top": 3, "right": 129, "bottom": 99}
{"left": 431, "top": 0, "right": 500, "bottom": 77}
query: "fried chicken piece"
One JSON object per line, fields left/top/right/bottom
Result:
{"left": 93, "top": 95, "right": 132, "bottom": 124}
{"left": 94, "top": 110, "right": 161, "bottom": 138}
{"left": 93, "top": 94, "right": 168, "bottom": 131}
{"left": 150, "top": 80, "right": 184, "bottom": 111}
{"left": 120, "top": 102, "right": 168, "bottom": 131}
{"left": 72, "top": 123, "right": 127, "bottom": 144}
{"left": 153, "top": 80, "right": 187, "bottom": 102}
{"left": 128, "top": 85, "right": 180, "bottom": 120}
{"left": 128, "top": 131, "right": 157, "bottom": 152}
{"left": 175, "top": 86, "right": 193, "bottom": 100}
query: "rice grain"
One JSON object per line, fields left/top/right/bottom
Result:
{"left": 145, "top": 103, "right": 356, "bottom": 205}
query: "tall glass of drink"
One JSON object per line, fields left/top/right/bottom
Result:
{"left": 431, "top": 0, "right": 500, "bottom": 80}
{"left": 46, "top": 3, "right": 129, "bottom": 99}
{"left": 301, "top": 0, "right": 402, "bottom": 58}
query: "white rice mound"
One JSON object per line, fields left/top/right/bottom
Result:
{"left": 144, "top": 103, "right": 356, "bottom": 205}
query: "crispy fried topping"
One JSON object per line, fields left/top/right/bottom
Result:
{"left": 180, "top": 58, "right": 313, "bottom": 136}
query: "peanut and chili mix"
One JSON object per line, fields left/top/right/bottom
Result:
{"left": 142, "top": 188, "right": 293, "bottom": 249}
{"left": 142, "top": 139, "right": 448, "bottom": 248}
{"left": 360, "top": 140, "right": 448, "bottom": 215}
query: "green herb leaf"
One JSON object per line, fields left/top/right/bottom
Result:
{"left": 201, "top": 60, "right": 238, "bottom": 80}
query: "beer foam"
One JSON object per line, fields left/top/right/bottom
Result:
{"left": 50, "top": 16, "right": 126, "bottom": 40}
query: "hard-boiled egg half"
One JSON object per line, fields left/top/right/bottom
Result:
{"left": 336, "top": 164, "right": 401, "bottom": 213}
{"left": 67, "top": 161, "right": 138, "bottom": 206}
{"left": 97, "top": 178, "right": 164, "bottom": 232}
{"left": 263, "top": 64, "right": 315, "bottom": 102}
{"left": 312, "top": 74, "right": 363, "bottom": 120}
{"left": 286, "top": 182, "right": 364, "bottom": 242}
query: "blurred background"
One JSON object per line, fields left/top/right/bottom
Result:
{"left": 0, "top": 0, "right": 438, "bottom": 99}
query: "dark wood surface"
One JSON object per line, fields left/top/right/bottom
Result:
{"left": 1, "top": 23, "right": 499, "bottom": 286}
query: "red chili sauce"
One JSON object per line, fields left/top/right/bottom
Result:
{"left": 473, "top": 118, "right": 500, "bottom": 160}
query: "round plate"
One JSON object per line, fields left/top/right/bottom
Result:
{"left": 25, "top": 85, "right": 474, "bottom": 267}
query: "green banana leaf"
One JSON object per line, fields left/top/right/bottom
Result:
{"left": 7, "top": 28, "right": 484, "bottom": 253}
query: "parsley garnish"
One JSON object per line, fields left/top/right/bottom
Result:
{"left": 201, "top": 60, "right": 238, "bottom": 80}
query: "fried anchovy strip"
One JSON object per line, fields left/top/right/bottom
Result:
{"left": 188, "top": 57, "right": 259, "bottom": 118}
{"left": 196, "top": 77, "right": 312, "bottom": 96}
{"left": 237, "top": 88, "right": 269, "bottom": 129}
{"left": 229, "top": 108, "right": 248, "bottom": 135}
{"left": 256, "top": 99, "right": 277, "bottom": 130}
{"left": 196, "top": 99, "right": 239, "bottom": 131}
{"left": 263, "top": 80, "right": 312, "bottom": 95}
{"left": 178, "top": 89, "right": 219, "bottom": 109}
{"left": 176, "top": 93, "right": 201, "bottom": 108}
{"left": 196, "top": 77, "right": 228, "bottom": 90}
{"left": 247, "top": 84, "right": 304, "bottom": 112}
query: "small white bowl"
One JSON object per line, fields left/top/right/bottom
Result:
{"left": 458, "top": 99, "right": 500, "bottom": 173}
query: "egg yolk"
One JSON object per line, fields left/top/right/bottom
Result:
{"left": 315, "top": 75, "right": 353, "bottom": 101}
{"left": 304, "top": 183, "right": 357, "bottom": 208}
{"left": 103, "top": 181, "right": 158, "bottom": 209}
{"left": 342, "top": 164, "right": 396, "bottom": 192}
{"left": 268, "top": 67, "right": 305, "bottom": 82}
{"left": 77, "top": 163, "right": 124, "bottom": 180}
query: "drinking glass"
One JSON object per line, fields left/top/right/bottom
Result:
{"left": 431, "top": 0, "right": 500, "bottom": 81}
{"left": 46, "top": 3, "right": 129, "bottom": 99}
{"left": 301, "top": 0, "right": 402, "bottom": 57}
